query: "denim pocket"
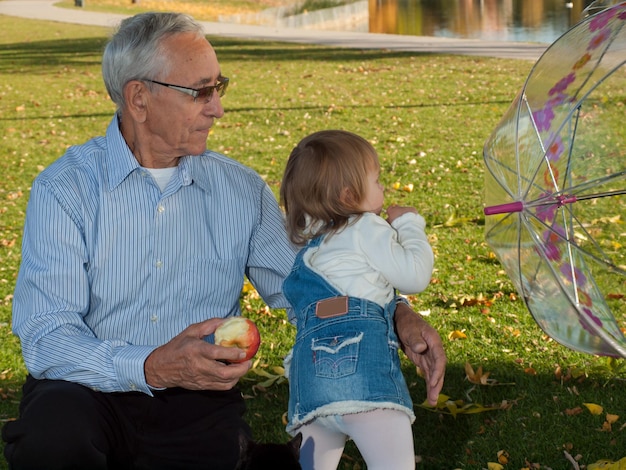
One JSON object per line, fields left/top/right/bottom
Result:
{"left": 311, "top": 332, "right": 363, "bottom": 379}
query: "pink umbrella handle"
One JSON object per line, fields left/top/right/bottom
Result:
{"left": 484, "top": 201, "right": 524, "bottom": 215}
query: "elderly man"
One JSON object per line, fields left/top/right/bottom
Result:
{"left": 2, "top": 12, "right": 445, "bottom": 470}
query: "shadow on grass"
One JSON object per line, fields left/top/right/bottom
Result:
{"left": 0, "top": 37, "right": 107, "bottom": 74}
{"left": 2, "top": 362, "right": 625, "bottom": 470}
{"left": 0, "top": 34, "right": 509, "bottom": 73}
{"left": 404, "top": 361, "right": 626, "bottom": 469}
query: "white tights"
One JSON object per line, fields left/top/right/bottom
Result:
{"left": 297, "top": 409, "right": 415, "bottom": 470}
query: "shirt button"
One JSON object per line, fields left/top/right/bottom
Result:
{"left": 155, "top": 260, "right": 163, "bottom": 268}
{"left": 157, "top": 204, "right": 165, "bottom": 213}
{"left": 129, "top": 383, "right": 137, "bottom": 391}
{"left": 150, "top": 315, "right": 158, "bottom": 323}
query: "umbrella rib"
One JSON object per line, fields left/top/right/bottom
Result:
{"left": 523, "top": 212, "right": 626, "bottom": 358}
{"left": 485, "top": 3, "right": 626, "bottom": 358}
{"left": 558, "top": 13, "right": 626, "bottom": 117}
{"left": 562, "top": 106, "right": 580, "bottom": 192}
{"left": 522, "top": 16, "right": 626, "bottom": 202}
{"left": 529, "top": 205, "right": 626, "bottom": 275}
{"left": 558, "top": 205, "right": 581, "bottom": 304}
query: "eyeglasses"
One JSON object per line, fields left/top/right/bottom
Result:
{"left": 145, "top": 76, "right": 229, "bottom": 103}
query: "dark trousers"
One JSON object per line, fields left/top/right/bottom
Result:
{"left": 2, "top": 376, "right": 251, "bottom": 470}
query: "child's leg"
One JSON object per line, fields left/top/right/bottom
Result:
{"left": 297, "top": 417, "right": 348, "bottom": 470}
{"left": 341, "top": 409, "right": 415, "bottom": 470}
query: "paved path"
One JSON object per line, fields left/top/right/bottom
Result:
{"left": 0, "top": 0, "right": 549, "bottom": 61}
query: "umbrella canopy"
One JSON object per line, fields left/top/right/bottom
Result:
{"left": 483, "top": 3, "right": 626, "bottom": 357}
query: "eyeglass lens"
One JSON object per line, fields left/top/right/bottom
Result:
{"left": 197, "top": 78, "right": 228, "bottom": 102}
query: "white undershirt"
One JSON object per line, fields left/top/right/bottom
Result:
{"left": 145, "top": 167, "right": 177, "bottom": 192}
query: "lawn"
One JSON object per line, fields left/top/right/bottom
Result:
{"left": 0, "top": 8, "right": 625, "bottom": 470}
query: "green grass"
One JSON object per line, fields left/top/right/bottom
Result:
{"left": 1, "top": 12, "right": 626, "bottom": 470}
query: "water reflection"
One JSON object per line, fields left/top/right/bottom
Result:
{"left": 369, "top": 0, "right": 602, "bottom": 43}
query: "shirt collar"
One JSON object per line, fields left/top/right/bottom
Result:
{"left": 104, "top": 114, "right": 206, "bottom": 193}
{"left": 105, "top": 114, "right": 141, "bottom": 192}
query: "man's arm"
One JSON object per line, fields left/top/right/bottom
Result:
{"left": 246, "top": 183, "right": 298, "bottom": 321}
{"left": 394, "top": 301, "right": 446, "bottom": 406}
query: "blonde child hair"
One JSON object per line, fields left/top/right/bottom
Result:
{"left": 280, "top": 129, "right": 380, "bottom": 246}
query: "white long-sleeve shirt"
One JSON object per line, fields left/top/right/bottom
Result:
{"left": 304, "top": 212, "right": 434, "bottom": 306}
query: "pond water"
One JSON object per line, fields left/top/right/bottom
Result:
{"left": 368, "top": 0, "right": 611, "bottom": 43}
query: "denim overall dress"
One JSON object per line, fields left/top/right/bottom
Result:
{"left": 283, "top": 236, "right": 415, "bottom": 434}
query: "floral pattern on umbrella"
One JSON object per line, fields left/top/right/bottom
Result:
{"left": 483, "top": 3, "right": 626, "bottom": 357}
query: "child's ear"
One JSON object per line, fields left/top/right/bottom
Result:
{"left": 340, "top": 187, "right": 355, "bottom": 206}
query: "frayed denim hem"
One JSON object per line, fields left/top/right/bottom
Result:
{"left": 286, "top": 400, "right": 415, "bottom": 435}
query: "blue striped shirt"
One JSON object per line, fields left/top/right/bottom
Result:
{"left": 12, "top": 115, "right": 297, "bottom": 394}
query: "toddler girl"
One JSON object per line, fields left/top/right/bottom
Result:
{"left": 280, "top": 129, "right": 434, "bottom": 470}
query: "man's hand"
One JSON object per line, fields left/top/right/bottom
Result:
{"left": 144, "top": 319, "right": 251, "bottom": 390}
{"left": 394, "top": 302, "right": 446, "bottom": 406}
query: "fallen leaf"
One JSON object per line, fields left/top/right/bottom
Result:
{"left": 417, "top": 394, "right": 504, "bottom": 417}
{"left": 565, "top": 407, "right": 583, "bottom": 416}
{"left": 524, "top": 367, "right": 537, "bottom": 375}
{"left": 448, "top": 330, "right": 467, "bottom": 341}
{"left": 465, "top": 362, "right": 492, "bottom": 385}
{"left": 584, "top": 403, "right": 604, "bottom": 415}
{"left": 588, "top": 457, "right": 626, "bottom": 469}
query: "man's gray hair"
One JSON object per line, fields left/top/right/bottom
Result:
{"left": 102, "top": 12, "right": 205, "bottom": 109}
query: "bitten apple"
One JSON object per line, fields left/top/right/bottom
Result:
{"left": 214, "top": 317, "right": 261, "bottom": 362}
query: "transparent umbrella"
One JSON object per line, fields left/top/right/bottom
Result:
{"left": 483, "top": 3, "right": 626, "bottom": 357}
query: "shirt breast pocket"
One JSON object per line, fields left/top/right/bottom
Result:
{"left": 184, "top": 258, "right": 245, "bottom": 319}
{"left": 311, "top": 332, "right": 363, "bottom": 379}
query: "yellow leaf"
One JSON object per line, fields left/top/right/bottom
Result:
{"left": 588, "top": 457, "right": 626, "bottom": 469}
{"left": 419, "top": 393, "right": 448, "bottom": 409}
{"left": 271, "top": 366, "right": 285, "bottom": 376}
{"left": 606, "top": 413, "right": 619, "bottom": 424}
{"left": 497, "top": 450, "right": 509, "bottom": 464}
{"left": 249, "top": 368, "right": 274, "bottom": 378}
{"left": 584, "top": 403, "right": 604, "bottom": 415}
{"left": 445, "top": 400, "right": 459, "bottom": 418}
{"left": 448, "top": 330, "right": 467, "bottom": 340}
{"left": 487, "top": 463, "right": 504, "bottom": 470}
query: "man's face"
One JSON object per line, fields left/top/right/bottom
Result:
{"left": 144, "top": 32, "right": 225, "bottom": 161}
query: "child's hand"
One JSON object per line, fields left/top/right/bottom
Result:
{"left": 386, "top": 205, "right": 417, "bottom": 224}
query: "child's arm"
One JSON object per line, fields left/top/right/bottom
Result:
{"left": 360, "top": 211, "right": 434, "bottom": 294}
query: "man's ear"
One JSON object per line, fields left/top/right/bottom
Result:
{"left": 123, "top": 80, "right": 149, "bottom": 123}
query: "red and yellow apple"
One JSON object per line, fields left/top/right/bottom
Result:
{"left": 214, "top": 317, "right": 261, "bottom": 362}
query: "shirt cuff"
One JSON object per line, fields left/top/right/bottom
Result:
{"left": 395, "top": 294, "right": 410, "bottom": 306}
{"left": 113, "top": 345, "right": 159, "bottom": 395}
